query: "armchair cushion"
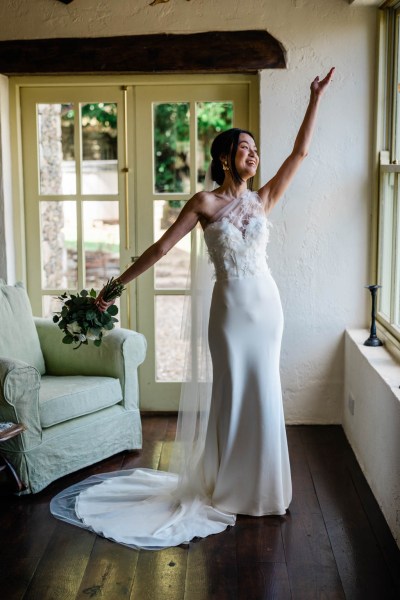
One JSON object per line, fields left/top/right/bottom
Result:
{"left": 0, "top": 281, "right": 45, "bottom": 375}
{"left": 35, "top": 317, "right": 147, "bottom": 412}
{"left": 39, "top": 375, "right": 123, "bottom": 428}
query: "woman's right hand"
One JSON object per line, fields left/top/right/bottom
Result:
{"left": 94, "top": 287, "right": 116, "bottom": 313}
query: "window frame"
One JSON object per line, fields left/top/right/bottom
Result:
{"left": 375, "top": 2, "right": 400, "bottom": 350}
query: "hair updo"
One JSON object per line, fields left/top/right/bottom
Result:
{"left": 210, "top": 128, "right": 255, "bottom": 186}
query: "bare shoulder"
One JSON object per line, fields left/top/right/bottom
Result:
{"left": 188, "top": 190, "right": 220, "bottom": 219}
{"left": 190, "top": 190, "right": 216, "bottom": 206}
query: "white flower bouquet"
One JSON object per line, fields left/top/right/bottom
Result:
{"left": 53, "top": 277, "right": 125, "bottom": 349}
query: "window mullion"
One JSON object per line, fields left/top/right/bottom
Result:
{"left": 75, "top": 102, "right": 84, "bottom": 291}
{"left": 377, "top": 167, "right": 385, "bottom": 317}
{"left": 390, "top": 172, "right": 399, "bottom": 323}
{"left": 388, "top": 11, "right": 395, "bottom": 160}
{"left": 391, "top": 173, "right": 397, "bottom": 323}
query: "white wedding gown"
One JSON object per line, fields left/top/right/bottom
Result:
{"left": 50, "top": 190, "right": 292, "bottom": 549}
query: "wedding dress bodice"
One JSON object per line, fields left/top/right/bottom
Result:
{"left": 204, "top": 190, "right": 270, "bottom": 281}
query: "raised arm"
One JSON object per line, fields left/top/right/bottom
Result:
{"left": 259, "top": 68, "right": 335, "bottom": 213}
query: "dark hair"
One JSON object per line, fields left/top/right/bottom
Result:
{"left": 210, "top": 128, "right": 255, "bottom": 186}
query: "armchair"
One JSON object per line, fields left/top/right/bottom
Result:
{"left": 0, "top": 282, "right": 146, "bottom": 494}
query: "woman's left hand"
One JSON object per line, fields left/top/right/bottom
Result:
{"left": 310, "top": 67, "right": 335, "bottom": 99}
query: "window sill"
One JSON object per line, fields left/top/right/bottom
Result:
{"left": 346, "top": 329, "right": 400, "bottom": 402}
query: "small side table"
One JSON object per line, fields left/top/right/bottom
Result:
{"left": 0, "top": 422, "right": 27, "bottom": 492}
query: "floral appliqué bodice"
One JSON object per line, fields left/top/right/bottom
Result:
{"left": 203, "top": 190, "right": 271, "bottom": 281}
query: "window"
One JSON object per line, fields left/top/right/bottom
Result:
{"left": 376, "top": 2, "right": 400, "bottom": 342}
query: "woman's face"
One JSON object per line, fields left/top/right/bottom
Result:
{"left": 234, "top": 133, "right": 259, "bottom": 179}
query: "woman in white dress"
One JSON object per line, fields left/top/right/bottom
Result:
{"left": 51, "top": 68, "right": 334, "bottom": 549}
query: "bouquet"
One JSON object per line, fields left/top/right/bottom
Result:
{"left": 53, "top": 277, "right": 125, "bottom": 349}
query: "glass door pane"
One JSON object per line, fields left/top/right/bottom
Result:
{"left": 40, "top": 200, "right": 77, "bottom": 290}
{"left": 393, "top": 174, "right": 400, "bottom": 328}
{"left": 155, "top": 295, "right": 188, "bottom": 381}
{"left": 378, "top": 171, "right": 395, "bottom": 319}
{"left": 196, "top": 101, "right": 233, "bottom": 189}
{"left": 37, "top": 103, "right": 76, "bottom": 195}
{"left": 153, "top": 102, "right": 190, "bottom": 194}
{"left": 154, "top": 200, "right": 190, "bottom": 290}
{"left": 81, "top": 102, "right": 118, "bottom": 195}
{"left": 83, "top": 200, "right": 120, "bottom": 288}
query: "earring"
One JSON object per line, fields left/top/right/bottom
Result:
{"left": 222, "top": 160, "right": 229, "bottom": 171}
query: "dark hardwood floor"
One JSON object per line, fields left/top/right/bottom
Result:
{"left": 0, "top": 417, "right": 399, "bottom": 600}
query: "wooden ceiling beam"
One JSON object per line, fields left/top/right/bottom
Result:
{"left": 0, "top": 30, "right": 285, "bottom": 75}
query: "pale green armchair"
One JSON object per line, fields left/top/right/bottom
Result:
{"left": 0, "top": 281, "right": 146, "bottom": 494}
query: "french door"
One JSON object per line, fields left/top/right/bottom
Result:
{"left": 19, "top": 76, "right": 257, "bottom": 410}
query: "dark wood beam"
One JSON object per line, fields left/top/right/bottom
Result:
{"left": 0, "top": 30, "right": 285, "bottom": 75}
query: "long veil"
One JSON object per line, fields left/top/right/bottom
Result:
{"left": 168, "top": 166, "right": 216, "bottom": 492}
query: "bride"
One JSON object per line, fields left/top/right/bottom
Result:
{"left": 51, "top": 68, "right": 334, "bottom": 549}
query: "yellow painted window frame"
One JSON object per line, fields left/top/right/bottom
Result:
{"left": 374, "top": 3, "right": 400, "bottom": 356}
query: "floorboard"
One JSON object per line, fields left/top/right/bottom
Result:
{"left": 185, "top": 526, "right": 238, "bottom": 600}
{"left": 75, "top": 537, "right": 139, "bottom": 599}
{"left": 238, "top": 562, "right": 291, "bottom": 600}
{"left": 0, "top": 419, "right": 398, "bottom": 600}
{"left": 23, "top": 523, "right": 96, "bottom": 600}
{"left": 345, "top": 436, "right": 400, "bottom": 592}
{"left": 282, "top": 511, "right": 345, "bottom": 600}
{"left": 129, "top": 546, "right": 187, "bottom": 600}
{"left": 300, "top": 426, "right": 398, "bottom": 600}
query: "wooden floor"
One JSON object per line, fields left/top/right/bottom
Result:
{"left": 0, "top": 416, "right": 399, "bottom": 600}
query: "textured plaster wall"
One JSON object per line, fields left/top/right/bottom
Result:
{"left": 259, "top": 5, "right": 376, "bottom": 423}
{"left": 0, "top": 0, "right": 377, "bottom": 423}
{"left": 0, "top": 0, "right": 375, "bottom": 41}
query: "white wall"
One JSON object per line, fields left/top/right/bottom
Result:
{"left": 0, "top": 0, "right": 377, "bottom": 424}
{"left": 258, "top": 5, "right": 376, "bottom": 423}
{"left": 344, "top": 330, "right": 400, "bottom": 546}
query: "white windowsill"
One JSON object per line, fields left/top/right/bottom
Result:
{"left": 346, "top": 329, "right": 400, "bottom": 403}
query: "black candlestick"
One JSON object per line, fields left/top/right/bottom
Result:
{"left": 364, "top": 285, "right": 383, "bottom": 347}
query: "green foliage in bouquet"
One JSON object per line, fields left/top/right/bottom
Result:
{"left": 53, "top": 277, "right": 125, "bottom": 349}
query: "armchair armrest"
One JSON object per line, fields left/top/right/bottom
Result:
{"left": 34, "top": 318, "right": 147, "bottom": 410}
{"left": 0, "top": 357, "right": 41, "bottom": 448}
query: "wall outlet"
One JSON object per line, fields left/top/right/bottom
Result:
{"left": 348, "top": 393, "right": 355, "bottom": 416}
